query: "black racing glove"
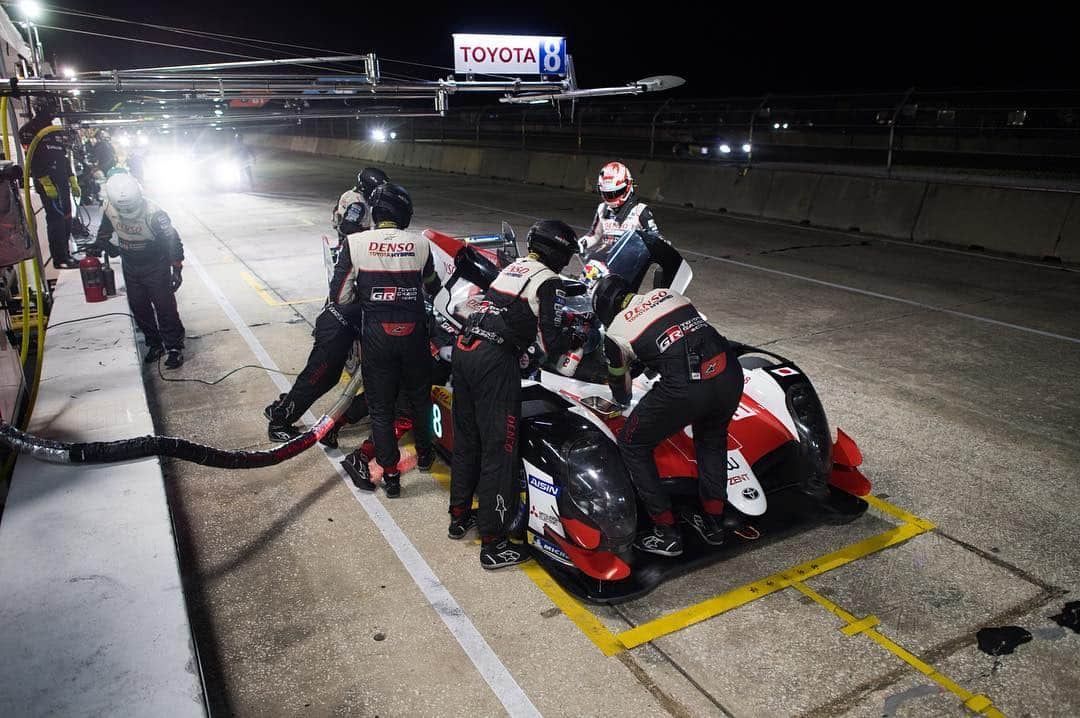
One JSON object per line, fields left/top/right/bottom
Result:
{"left": 170, "top": 263, "right": 183, "bottom": 292}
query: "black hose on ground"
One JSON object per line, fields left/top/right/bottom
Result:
{"left": 1, "top": 371, "right": 363, "bottom": 469}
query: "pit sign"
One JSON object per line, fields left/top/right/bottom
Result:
{"left": 453, "top": 34, "right": 567, "bottom": 77}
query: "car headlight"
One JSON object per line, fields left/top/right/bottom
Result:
{"left": 214, "top": 159, "right": 245, "bottom": 186}
{"left": 562, "top": 436, "right": 636, "bottom": 549}
{"left": 785, "top": 381, "right": 833, "bottom": 478}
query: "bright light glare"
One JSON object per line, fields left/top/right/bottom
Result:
{"left": 718, "top": 143, "right": 731, "bottom": 154}
{"left": 371, "top": 128, "right": 387, "bottom": 142}
{"left": 70, "top": 89, "right": 80, "bottom": 96}
{"left": 772, "top": 122, "right": 780, "bottom": 130}
{"left": 62, "top": 66, "right": 76, "bottom": 78}
{"left": 137, "top": 133, "right": 149, "bottom": 146}
{"left": 214, "top": 159, "right": 246, "bottom": 188}
{"left": 116, "top": 133, "right": 132, "bottom": 147}
{"left": 782, "top": 122, "right": 789, "bottom": 129}
{"left": 389, "top": 131, "right": 397, "bottom": 140}
{"left": 145, "top": 152, "right": 193, "bottom": 189}
{"left": 213, "top": 109, "right": 223, "bottom": 116}
{"left": 742, "top": 143, "right": 752, "bottom": 153}
{"left": 19, "top": 1, "right": 42, "bottom": 20}
{"left": 699, "top": 146, "right": 709, "bottom": 155}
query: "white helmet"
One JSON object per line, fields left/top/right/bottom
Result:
{"left": 597, "top": 161, "right": 634, "bottom": 208}
{"left": 106, "top": 173, "right": 144, "bottom": 218}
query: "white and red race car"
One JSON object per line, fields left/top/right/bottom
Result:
{"left": 424, "top": 226, "right": 871, "bottom": 603}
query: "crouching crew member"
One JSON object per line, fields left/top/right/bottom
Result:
{"left": 338, "top": 183, "right": 442, "bottom": 498}
{"left": 331, "top": 167, "right": 387, "bottom": 247}
{"left": 592, "top": 276, "right": 743, "bottom": 556}
{"left": 92, "top": 174, "right": 186, "bottom": 368}
{"left": 449, "top": 220, "right": 578, "bottom": 569}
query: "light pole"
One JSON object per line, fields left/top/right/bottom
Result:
{"left": 15, "top": 0, "right": 44, "bottom": 77}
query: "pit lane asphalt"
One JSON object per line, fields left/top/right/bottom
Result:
{"left": 145, "top": 149, "right": 1079, "bottom": 717}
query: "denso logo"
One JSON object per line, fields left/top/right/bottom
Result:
{"left": 656, "top": 325, "right": 684, "bottom": 352}
{"left": 622, "top": 290, "right": 673, "bottom": 322}
{"left": 369, "top": 241, "right": 415, "bottom": 256}
{"left": 371, "top": 287, "right": 397, "bottom": 301}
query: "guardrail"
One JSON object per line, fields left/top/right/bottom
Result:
{"left": 284, "top": 88, "right": 1080, "bottom": 174}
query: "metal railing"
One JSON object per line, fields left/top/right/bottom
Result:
{"left": 288, "top": 88, "right": 1080, "bottom": 174}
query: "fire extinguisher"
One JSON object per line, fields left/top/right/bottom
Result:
{"left": 79, "top": 255, "right": 107, "bottom": 303}
{"left": 102, "top": 254, "right": 117, "bottom": 296}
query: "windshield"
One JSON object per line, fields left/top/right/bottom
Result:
{"left": 580, "top": 230, "right": 654, "bottom": 292}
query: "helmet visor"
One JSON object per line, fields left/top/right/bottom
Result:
{"left": 600, "top": 188, "right": 628, "bottom": 202}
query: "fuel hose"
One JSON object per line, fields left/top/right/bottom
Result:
{"left": 0, "top": 370, "right": 363, "bottom": 469}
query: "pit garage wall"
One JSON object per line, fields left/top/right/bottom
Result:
{"left": 248, "top": 133, "right": 1080, "bottom": 264}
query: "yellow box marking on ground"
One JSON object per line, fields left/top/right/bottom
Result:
{"left": 519, "top": 561, "right": 625, "bottom": 657}
{"left": 617, "top": 520, "right": 927, "bottom": 650}
{"left": 240, "top": 271, "right": 322, "bottom": 306}
{"left": 790, "top": 581, "right": 1005, "bottom": 717}
{"left": 864, "top": 494, "right": 936, "bottom": 531}
{"left": 840, "top": 614, "right": 880, "bottom": 636}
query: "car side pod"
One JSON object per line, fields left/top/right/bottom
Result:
{"left": 543, "top": 526, "right": 631, "bottom": 581}
{"left": 827, "top": 428, "right": 871, "bottom": 497}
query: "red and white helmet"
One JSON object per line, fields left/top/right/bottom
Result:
{"left": 597, "top": 161, "right": 634, "bottom": 208}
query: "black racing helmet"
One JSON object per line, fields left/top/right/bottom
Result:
{"left": 357, "top": 167, "right": 389, "bottom": 200}
{"left": 526, "top": 219, "right": 578, "bottom": 273}
{"left": 592, "top": 274, "right": 632, "bottom": 327}
{"left": 369, "top": 183, "right": 413, "bottom": 228}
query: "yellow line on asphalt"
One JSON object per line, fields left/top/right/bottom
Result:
{"left": 240, "top": 271, "right": 322, "bottom": 306}
{"left": 616, "top": 520, "right": 928, "bottom": 649}
{"left": 864, "top": 494, "right": 937, "bottom": 531}
{"left": 790, "top": 581, "right": 1005, "bottom": 717}
{"left": 518, "top": 561, "right": 626, "bottom": 657}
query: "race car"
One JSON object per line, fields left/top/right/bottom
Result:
{"left": 424, "top": 226, "right": 871, "bottom": 603}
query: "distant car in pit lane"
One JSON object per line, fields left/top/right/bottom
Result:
{"left": 422, "top": 226, "right": 872, "bottom": 603}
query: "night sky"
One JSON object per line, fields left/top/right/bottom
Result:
{"left": 28, "top": 1, "right": 1072, "bottom": 96}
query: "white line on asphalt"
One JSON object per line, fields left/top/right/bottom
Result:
{"left": 184, "top": 246, "right": 542, "bottom": 718}
{"left": 680, "top": 248, "right": 1080, "bottom": 345}
{"left": 421, "top": 194, "right": 1080, "bottom": 346}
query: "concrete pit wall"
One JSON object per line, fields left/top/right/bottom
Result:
{"left": 247, "top": 134, "right": 1078, "bottom": 264}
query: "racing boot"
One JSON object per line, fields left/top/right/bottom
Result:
{"left": 382, "top": 471, "right": 402, "bottom": 499}
{"left": 448, "top": 506, "right": 476, "bottom": 540}
{"left": 480, "top": 537, "right": 530, "bottom": 570}
{"left": 265, "top": 394, "right": 303, "bottom": 443}
{"left": 680, "top": 508, "right": 726, "bottom": 546}
{"left": 634, "top": 523, "right": 684, "bottom": 557}
{"left": 416, "top": 446, "right": 436, "bottom": 471}
{"left": 143, "top": 345, "right": 165, "bottom": 364}
{"left": 341, "top": 449, "right": 376, "bottom": 492}
{"left": 319, "top": 418, "right": 346, "bottom": 449}
{"left": 164, "top": 349, "right": 184, "bottom": 369}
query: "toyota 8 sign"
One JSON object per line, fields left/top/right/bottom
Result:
{"left": 453, "top": 34, "right": 568, "bottom": 77}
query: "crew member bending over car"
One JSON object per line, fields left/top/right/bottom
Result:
{"left": 91, "top": 174, "right": 186, "bottom": 368}
{"left": 338, "top": 183, "right": 442, "bottom": 498}
{"left": 449, "top": 220, "right": 580, "bottom": 569}
{"left": 592, "top": 275, "right": 743, "bottom": 557}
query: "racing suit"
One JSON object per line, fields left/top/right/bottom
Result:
{"left": 604, "top": 288, "right": 742, "bottom": 524}
{"left": 93, "top": 199, "right": 185, "bottom": 352}
{"left": 31, "top": 130, "right": 79, "bottom": 266}
{"left": 331, "top": 189, "right": 370, "bottom": 243}
{"left": 580, "top": 195, "right": 681, "bottom": 288}
{"left": 342, "top": 224, "right": 442, "bottom": 472}
{"left": 581, "top": 193, "right": 662, "bottom": 251}
{"left": 450, "top": 256, "right": 573, "bottom": 540}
